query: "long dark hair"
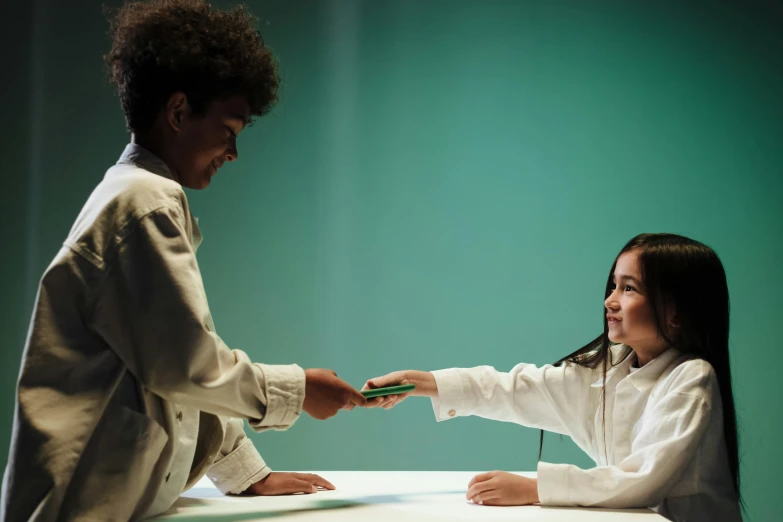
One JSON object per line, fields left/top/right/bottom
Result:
{"left": 538, "top": 233, "right": 740, "bottom": 503}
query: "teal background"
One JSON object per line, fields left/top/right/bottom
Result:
{"left": 1, "top": 1, "right": 781, "bottom": 519}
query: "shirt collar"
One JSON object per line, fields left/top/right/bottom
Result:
{"left": 590, "top": 346, "right": 636, "bottom": 388}
{"left": 113, "top": 143, "right": 204, "bottom": 250}
{"left": 626, "top": 347, "right": 682, "bottom": 391}
{"left": 590, "top": 345, "right": 681, "bottom": 390}
{"left": 114, "top": 143, "right": 176, "bottom": 182}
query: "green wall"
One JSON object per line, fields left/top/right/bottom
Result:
{"left": 1, "top": 1, "right": 781, "bottom": 519}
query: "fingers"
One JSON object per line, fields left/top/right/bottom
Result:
{"left": 468, "top": 471, "right": 494, "bottom": 488}
{"left": 382, "top": 395, "right": 399, "bottom": 409}
{"left": 298, "top": 473, "right": 336, "bottom": 490}
{"left": 291, "top": 478, "right": 318, "bottom": 494}
{"left": 466, "top": 481, "right": 494, "bottom": 502}
{"left": 374, "top": 392, "right": 410, "bottom": 409}
{"left": 336, "top": 382, "right": 366, "bottom": 411}
{"left": 364, "top": 395, "right": 394, "bottom": 409}
{"left": 364, "top": 396, "right": 386, "bottom": 408}
{"left": 480, "top": 497, "right": 508, "bottom": 506}
{"left": 469, "top": 490, "right": 498, "bottom": 505}
{"left": 251, "top": 475, "right": 317, "bottom": 495}
{"left": 389, "top": 393, "right": 411, "bottom": 408}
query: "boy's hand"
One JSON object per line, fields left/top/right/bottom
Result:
{"left": 303, "top": 368, "right": 367, "bottom": 420}
{"left": 242, "top": 472, "right": 336, "bottom": 495}
{"left": 466, "top": 471, "right": 539, "bottom": 506}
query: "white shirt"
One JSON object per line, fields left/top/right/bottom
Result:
{"left": 431, "top": 345, "right": 742, "bottom": 522}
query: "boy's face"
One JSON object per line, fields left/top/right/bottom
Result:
{"left": 170, "top": 95, "right": 249, "bottom": 190}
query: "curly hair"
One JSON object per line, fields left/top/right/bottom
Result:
{"left": 104, "top": 0, "right": 279, "bottom": 133}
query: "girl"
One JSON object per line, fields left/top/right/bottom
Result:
{"left": 364, "top": 233, "right": 742, "bottom": 522}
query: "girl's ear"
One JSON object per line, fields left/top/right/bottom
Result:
{"left": 667, "top": 312, "right": 681, "bottom": 328}
{"left": 664, "top": 299, "right": 680, "bottom": 329}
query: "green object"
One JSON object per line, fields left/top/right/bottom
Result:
{"left": 361, "top": 384, "right": 416, "bottom": 399}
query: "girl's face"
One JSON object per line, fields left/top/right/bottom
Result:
{"left": 605, "top": 249, "right": 670, "bottom": 365}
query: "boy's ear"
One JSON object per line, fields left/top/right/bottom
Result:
{"left": 165, "top": 92, "right": 189, "bottom": 132}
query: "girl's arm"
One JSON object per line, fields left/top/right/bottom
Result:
{"left": 430, "top": 360, "right": 599, "bottom": 438}
{"left": 365, "top": 359, "right": 600, "bottom": 442}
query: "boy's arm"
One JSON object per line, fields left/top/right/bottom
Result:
{"left": 207, "top": 418, "right": 271, "bottom": 495}
{"left": 92, "top": 203, "right": 304, "bottom": 430}
{"left": 207, "top": 418, "right": 337, "bottom": 496}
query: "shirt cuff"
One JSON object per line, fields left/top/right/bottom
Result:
{"left": 430, "top": 368, "right": 472, "bottom": 421}
{"left": 249, "top": 364, "right": 306, "bottom": 431}
{"left": 537, "top": 461, "right": 571, "bottom": 506}
{"left": 207, "top": 438, "right": 272, "bottom": 495}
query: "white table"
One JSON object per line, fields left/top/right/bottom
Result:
{"left": 153, "top": 471, "right": 666, "bottom": 521}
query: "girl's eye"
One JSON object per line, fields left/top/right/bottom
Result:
{"left": 624, "top": 285, "right": 636, "bottom": 292}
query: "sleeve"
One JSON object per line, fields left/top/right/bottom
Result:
{"left": 92, "top": 203, "right": 305, "bottom": 431}
{"left": 431, "top": 360, "right": 599, "bottom": 438}
{"left": 207, "top": 418, "right": 272, "bottom": 495}
{"left": 537, "top": 366, "right": 715, "bottom": 508}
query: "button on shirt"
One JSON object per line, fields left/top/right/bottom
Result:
{"left": 143, "top": 404, "right": 198, "bottom": 517}
{"left": 430, "top": 346, "right": 742, "bottom": 522}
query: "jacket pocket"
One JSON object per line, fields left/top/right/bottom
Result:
{"left": 58, "top": 406, "right": 169, "bottom": 521}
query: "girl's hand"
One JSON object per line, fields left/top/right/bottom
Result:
{"left": 361, "top": 370, "right": 438, "bottom": 409}
{"left": 242, "top": 472, "right": 335, "bottom": 495}
{"left": 466, "top": 471, "right": 539, "bottom": 506}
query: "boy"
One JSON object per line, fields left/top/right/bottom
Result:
{"left": 1, "top": 1, "right": 365, "bottom": 520}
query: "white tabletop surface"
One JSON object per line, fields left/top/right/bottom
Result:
{"left": 152, "top": 471, "right": 666, "bottom": 521}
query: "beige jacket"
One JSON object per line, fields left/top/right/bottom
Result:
{"left": 1, "top": 144, "right": 306, "bottom": 521}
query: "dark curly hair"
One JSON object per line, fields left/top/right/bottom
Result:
{"left": 104, "top": 0, "right": 279, "bottom": 133}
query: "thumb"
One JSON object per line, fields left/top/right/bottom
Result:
{"left": 362, "top": 378, "right": 381, "bottom": 390}
{"left": 349, "top": 387, "right": 368, "bottom": 407}
{"left": 377, "top": 372, "right": 411, "bottom": 389}
{"left": 364, "top": 372, "right": 402, "bottom": 389}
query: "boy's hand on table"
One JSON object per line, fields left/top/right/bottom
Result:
{"left": 242, "top": 472, "right": 336, "bottom": 495}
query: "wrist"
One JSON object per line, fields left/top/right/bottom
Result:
{"left": 526, "top": 477, "right": 540, "bottom": 504}
{"left": 410, "top": 370, "right": 438, "bottom": 398}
